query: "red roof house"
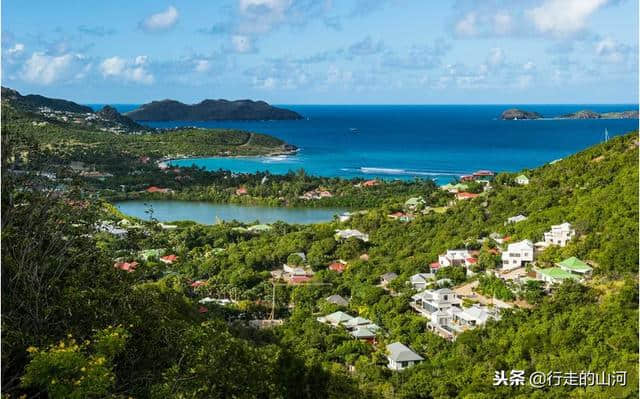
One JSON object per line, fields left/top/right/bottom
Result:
{"left": 329, "top": 262, "right": 347, "bottom": 273}
{"left": 114, "top": 261, "right": 139, "bottom": 272}
{"left": 362, "top": 179, "right": 379, "bottom": 187}
{"left": 160, "top": 254, "right": 179, "bottom": 264}
{"left": 147, "top": 186, "right": 169, "bottom": 193}
{"left": 235, "top": 187, "right": 248, "bottom": 195}
{"left": 290, "top": 275, "right": 311, "bottom": 284}
{"left": 430, "top": 262, "right": 441, "bottom": 270}
{"left": 198, "top": 306, "right": 208, "bottom": 313}
{"left": 190, "top": 280, "right": 207, "bottom": 288}
{"left": 460, "top": 175, "right": 474, "bottom": 182}
{"left": 472, "top": 170, "right": 495, "bottom": 177}
{"left": 456, "top": 192, "right": 480, "bottom": 200}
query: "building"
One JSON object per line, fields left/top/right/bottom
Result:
{"left": 472, "top": 170, "right": 495, "bottom": 179}
{"left": 456, "top": 192, "right": 480, "bottom": 200}
{"left": 438, "top": 249, "right": 474, "bottom": 267}
{"left": 317, "top": 311, "right": 354, "bottom": 326}
{"left": 411, "top": 288, "right": 461, "bottom": 316}
{"left": 506, "top": 214, "right": 527, "bottom": 224}
{"left": 535, "top": 267, "right": 578, "bottom": 284}
{"left": 405, "top": 196, "right": 426, "bottom": 211}
{"left": 501, "top": 240, "right": 534, "bottom": 270}
{"left": 335, "top": 229, "right": 369, "bottom": 242}
{"left": 543, "top": 222, "right": 576, "bottom": 247}
{"left": 326, "top": 294, "right": 349, "bottom": 307}
{"left": 235, "top": 187, "right": 248, "bottom": 195}
{"left": 555, "top": 257, "right": 593, "bottom": 278}
{"left": 386, "top": 342, "right": 424, "bottom": 371}
{"left": 515, "top": 175, "right": 530, "bottom": 185}
{"left": 409, "top": 273, "right": 435, "bottom": 290}
{"left": 328, "top": 261, "right": 347, "bottom": 273}
{"left": 160, "top": 254, "right": 179, "bottom": 264}
{"left": 380, "top": 272, "right": 398, "bottom": 286}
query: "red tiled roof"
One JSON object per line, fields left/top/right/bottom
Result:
{"left": 362, "top": 179, "right": 379, "bottom": 186}
{"left": 473, "top": 170, "right": 495, "bottom": 176}
{"left": 235, "top": 187, "right": 248, "bottom": 195}
{"left": 466, "top": 258, "right": 478, "bottom": 264}
{"left": 329, "top": 262, "right": 346, "bottom": 272}
{"left": 290, "top": 275, "right": 311, "bottom": 284}
{"left": 457, "top": 192, "right": 480, "bottom": 199}
{"left": 198, "top": 306, "right": 208, "bottom": 313}
{"left": 191, "top": 280, "right": 207, "bottom": 288}
{"left": 161, "top": 254, "right": 179, "bottom": 263}
{"left": 430, "top": 262, "right": 441, "bottom": 269}
{"left": 114, "top": 261, "right": 139, "bottom": 272}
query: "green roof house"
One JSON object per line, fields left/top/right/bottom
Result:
{"left": 556, "top": 257, "right": 593, "bottom": 276}
{"left": 536, "top": 267, "right": 578, "bottom": 284}
{"left": 515, "top": 175, "right": 530, "bottom": 185}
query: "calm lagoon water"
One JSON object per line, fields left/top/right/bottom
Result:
{"left": 115, "top": 200, "right": 346, "bottom": 225}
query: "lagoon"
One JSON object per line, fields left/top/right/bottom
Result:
{"left": 115, "top": 200, "right": 346, "bottom": 225}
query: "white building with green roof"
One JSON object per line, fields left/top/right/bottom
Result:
{"left": 535, "top": 267, "right": 579, "bottom": 284}
{"left": 556, "top": 257, "right": 593, "bottom": 277}
{"left": 515, "top": 175, "right": 530, "bottom": 185}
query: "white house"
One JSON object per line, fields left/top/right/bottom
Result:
{"left": 438, "top": 249, "right": 473, "bottom": 267}
{"left": 335, "top": 229, "right": 369, "bottom": 242}
{"left": 386, "top": 342, "right": 424, "bottom": 371}
{"left": 409, "top": 273, "right": 435, "bottom": 290}
{"left": 317, "top": 311, "right": 354, "bottom": 327}
{"left": 326, "top": 294, "right": 349, "bottom": 307}
{"left": 411, "top": 288, "right": 461, "bottom": 316}
{"left": 506, "top": 214, "right": 527, "bottom": 224}
{"left": 543, "top": 222, "right": 576, "bottom": 247}
{"left": 501, "top": 240, "right": 534, "bottom": 270}
{"left": 515, "top": 175, "right": 530, "bottom": 185}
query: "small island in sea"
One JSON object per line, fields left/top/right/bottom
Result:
{"left": 501, "top": 107, "right": 639, "bottom": 120}
{"left": 125, "top": 98, "right": 303, "bottom": 121}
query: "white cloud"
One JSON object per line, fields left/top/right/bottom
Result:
{"left": 21, "top": 52, "right": 75, "bottom": 85}
{"left": 8, "top": 43, "right": 25, "bottom": 55}
{"left": 140, "top": 6, "right": 179, "bottom": 32}
{"left": 100, "top": 56, "right": 154, "bottom": 84}
{"left": 528, "top": 0, "right": 609, "bottom": 36}
{"left": 487, "top": 48, "right": 505, "bottom": 67}
{"left": 493, "top": 12, "right": 512, "bottom": 35}
{"left": 454, "top": 12, "right": 476, "bottom": 37}
{"left": 194, "top": 60, "right": 211, "bottom": 73}
{"left": 595, "top": 38, "right": 628, "bottom": 64}
{"left": 232, "top": 35, "right": 253, "bottom": 53}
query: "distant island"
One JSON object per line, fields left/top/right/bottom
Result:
{"left": 501, "top": 107, "right": 639, "bottom": 120}
{"left": 125, "top": 98, "right": 303, "bottom": 121}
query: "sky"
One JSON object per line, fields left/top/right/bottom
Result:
{"left": 1, "top": 0, "right": 638, "bottom": 104}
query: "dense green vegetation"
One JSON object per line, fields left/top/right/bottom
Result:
{"left": 2, "top": 101, "right": 638, "bottom": 398}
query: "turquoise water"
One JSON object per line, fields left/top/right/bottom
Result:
{"left": 114, "top": 200, "right": 346, "bottom": 225}
{"left": 93, "top": 104, "right": 639, "bottom": 184}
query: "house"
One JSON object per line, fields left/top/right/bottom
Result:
{"left": 501, "top": 240, "right": 534, "bottom": 270}
{"left": 328, "top": 261, "right": 347, "bottom": 273}
{"left": 472, "top": 170, "right": 495, "bottom": 179}
{"left": 97, "top": 221, "right": 127, "bottom": 237}
{"left": 344, "top": 316, "right": 372, "bottom": 330}
{"left": 506, "top": 214, "right": 527, "bottom": 224}
{"left": 438, "top": 249, "right": 474, "bottom": 267}
{"left": 386, "top": 342, "right": 424, "bottom": 371}
{"left": 335, "top": 229, "right": 369, "bottom": 242}
{"left": 556, "top": 257, "right": 593, "bottom": 278}
{"left": 160, "top": 254, "right": 179, "bottom": 264}
{"left": 450, "top": 305, "right": 497, "bottom": 330}
{"left": 317, "top": 311, "right": 354, "bottom": 326}
{"left": 290, "top": 275, "right": 312, "bottom": 284}
{"left": 441, "top": 183, "right": 469, "bottom": 193}
{"left": 380, "top": 272, "right": 398, "bottom": 286}
{"left": 338, "top": 212, "right": 352, "bottom": 222}
{"left": 235, "top": 187, "right": 248, "bottom": 195}
{"left": 405, "top": 197, "right": 426, "bottom": 211}
{"left": 326, "top": 294, "right": 349, "bottom": 306}
{"left": 351, "top": 327, "right": 376, "bottom": 342}
{"left": 146, "top": 186, "right": 171, "bottom": 193}
{"left": 535, "top": 267, "right": 578, "bottom": 284}
{"left": 113, "top": 261, "right": 139, "bottom": 272}
{"left": 283, "top": 264, "right": 308, "bottom": 276}
{"left": 190, "top": 280, "right": 207, "bottom": 288}
{"left": 409, "top": 273, "right": 435, "bottom": 290}
{"left": 489, "top": 232, "right": 506, "bottom": 244}
{"left": 411, "top": 288, "right": 461, "bottom": 317}
{"left": 543, "top": 222, "right": 576, "bottom": 247}
{"left": 515, "top": 175, "right": 530, "bottom": 185}
{"left": 456, "top": 192, "right": 480, "bottom": 200}
{"left": 159, "top": 223, "right": 178, "bottom": 230}
{"left": 362, "top": 179, "right": 379, "bottom": 187}
{"left": 247, "top": 224, "right": 272, "bottom": 233}
{"left": 460, "top": 175, "right": 474, "bottom": 182}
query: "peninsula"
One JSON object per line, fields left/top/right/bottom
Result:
{"left": 125, "top": 98, "right": 303, "bottom": 121}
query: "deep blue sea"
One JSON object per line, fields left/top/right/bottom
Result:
{"left": 89, "top": 104, "right": 638, "bottom": 184}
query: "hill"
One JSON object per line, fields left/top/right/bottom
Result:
{"left": 125, "top": 98, "right": 303, "bottom": 121}
{"left": 1, "top": 86, "right": 93, "bottom": 114}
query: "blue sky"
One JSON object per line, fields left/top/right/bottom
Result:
{"left": 2, "top": 0, "right": 638, "bottom": 104}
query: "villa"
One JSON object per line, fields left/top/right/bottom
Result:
{"left": 326, "top": 294, "right": 349, "bottom": 306}
{"left": 506, "top": 214, "right": 527, "bottom": 224}
{"left": 411, "top": 288, "right": 461, "bottom": 317}
{"left": 535, "top": 267, "right": 579, "bottom": 285}
{"left": 380, "top": 272, "right": 398, "bottom": 286}
{"left": 438, "top": 249, "right": 475, "bottom": 268}
{"left": 317, "top": 311, "right": 353, "bottom": 327}
{"left": 543, "top": 222, "right": 576, "bottom": 247}
{"left": 501, "top": 240, "right": 535, "bottom": 270}
{"left": 235, "top": 187, "right": 248, "bottom": 195}
{"left": 556, "top": 256, "right": 593, "bottom": 278}
{"left": 335, "top": 229, "right": 369, "bottom": 242}
{"left": 160, "top": 254, "right": 179, "bottom": 264}
{"left": 456, "top": 192, "right": 480, "bottom": 200}
{"left": 515, "top": 175, "right": 530, "bottom": 185}
{"left": 328, "top": 261, "right": 347, "bottom": 273}
{"left": 409, "top": 273, "right": 435, "bottom": 290}
{"left": 404, "top": 196, "right": 426, "bottom": 211}
{"left": 386, "top": 342, "right": 424, "bottom": 371}
{"left": 472, "top": 170, "right": 495, "bottom": 179}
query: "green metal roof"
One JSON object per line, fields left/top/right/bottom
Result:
{"left": 538, "top": 267, "right": 578, "bottom": 281}
{"left": 556, "top": 257, "right": 592, "bottom": 272}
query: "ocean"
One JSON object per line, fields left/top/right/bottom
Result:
{"left": 89, "top": 104, "right": 638, "bottom": 184}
